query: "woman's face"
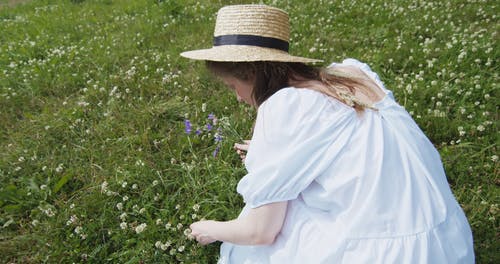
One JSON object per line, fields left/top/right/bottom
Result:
{"left": 220, "top": 75, "right": 255, "bottom": 106}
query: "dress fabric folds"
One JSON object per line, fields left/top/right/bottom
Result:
{"left": 218, "top": 58, "right": 475, "bottom": 264}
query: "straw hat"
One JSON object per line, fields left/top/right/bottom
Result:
{"left": 180, "top": 4, "right": 322, "bottom": 63}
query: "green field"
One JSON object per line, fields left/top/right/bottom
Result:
{"left": 0, "top": 0, "right": 498, "bottom": 263}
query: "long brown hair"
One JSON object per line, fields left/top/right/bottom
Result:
{"left": 206, "top": 61, "right": 376, "bottom": 111}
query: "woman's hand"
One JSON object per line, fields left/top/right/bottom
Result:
{"left": 234, "top": 140, "right": 251, "bottom": 161}
{"left": 190, "top": 220, "right": 218, "bottom": 245}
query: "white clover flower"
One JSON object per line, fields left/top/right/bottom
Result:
{"left": 74, "top": 226, "right": 83, "bottom": 234}
{"left": 156, "top": 218, "right": 162, "bottom": 225}
{"left": 69, "top": 203, "right": 75, "bottom": 209}
{"left": 132, "top": 183, "right": 138, "bottom": 189}
{"left": 40, "top": 184, "right": 47, "bottom": 190}
{"left": 152, "top": 180, "right": 159, "bottom": 186}
{"left": 121, "top": 181, "right": 128, "bottom": 188}
{"left": 177, "top": 246, "right": 185, "bottom": 252}
{"left": 192, "top": 214, "right": 197, "bottom": 220}
{"left": 116, "top": 203, "right": 123, "bottom": 211}
{"left": 175, "top": 204, "right": 181, "bottom": 210}
{"left": 66, "top": 215, "right": 78, "bottom": 226}
{"left": 165, "top": 222, "right": 172, "bottom": 230}
{"left": 139, "top": 208, "right": 146, "bottom": 214}
{"left": 45, "top": 208, "right": 55, "bottom": 217}
{"left": 192, "top": 204, "right": 200, "bottom": 212}
{"left": 119, "top": 212, "right": 127, "bottom": 221}
{"left": 55, "top": 163, "right": 64, "bottom": 173}
{"left": 135, "top": 223, "right": 147, "bottom": 234}
{"left": 101, "top": 181, "right": 109, "bottom": 193}
{"left": 155, "top": 241, "right": 162, "bottom": 248}
{"left": 177, "top": 223, "right": 183, "bottom": 230}
{"left": 160, "top": 243, "right": 169, "bottom": 251}
{"left": 201, "top": 103, "right": 207, "bottom": 112}
{"left": 31, "top": 219, "right": 39, "bottom": 226}
{"left": 132, "top": 204, "right": 139, "bottom": 210}
{"left": 122, "top": 195, "right": 129, "bottom": 202}
{"left": 491, "top": 155, "right": 498, "bottom": 162}
{"left": 477, "top": 125, "right": 485, "bottom": 132}
{"left": 120, "top": 222, "right": 127, "bottom": 230}
{"left": 184, "top": 228, "right": 192, "bottom": 238}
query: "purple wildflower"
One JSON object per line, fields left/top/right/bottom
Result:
{"left": 214, "top": 133, "right": 223, "bottom": 143}
{"left": 195, "top": 129, "right": 201, "bottom": 135}
{"left": 207, "top": 113, "right": 215, "bottom": 120}
{"left": 184, "top": 119, "right": 192, "bottom": 134}
{"left": 206, "top": 123, "right": 212, "bottom": 131}
{"left": 212, "top": 145, "right": 220, "bottom": 157}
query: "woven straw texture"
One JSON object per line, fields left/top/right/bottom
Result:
{"left": 214, "top": 5, "right": 290, "bottom": 41}
{"left": 180, "top": 4, "right": 322, "bottom": 63}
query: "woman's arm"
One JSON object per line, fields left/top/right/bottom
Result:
{"left": 190, "top": 201, "right": 288, "bottom": 245}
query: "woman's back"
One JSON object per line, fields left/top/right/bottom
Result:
{"left": 222, "top": 59, "right": 474, "bottom": 263}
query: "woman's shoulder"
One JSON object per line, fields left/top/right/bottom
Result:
{"left": 261, "top": 87, "right": 336, "bottom": 112}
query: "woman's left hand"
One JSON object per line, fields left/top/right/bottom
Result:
{"left": 190, "top": 220, "right": 217, "bottom": 245}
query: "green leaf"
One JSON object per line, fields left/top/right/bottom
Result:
{"left": 3, "top": 204, "right": 22, "bottom": 214}
{"left": 53, "top": 174, "right": 72, "bottom": 193}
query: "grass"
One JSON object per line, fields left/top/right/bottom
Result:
{"left": 0, "top": 0, "right": 498, "bottom": 263}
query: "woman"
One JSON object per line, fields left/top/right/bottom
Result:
{"left": 181, "top": 4, "right": 474, "bottom": 263}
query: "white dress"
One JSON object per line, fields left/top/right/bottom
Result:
{"left": 218, "top": 59, "right": 474, "bottom": 263}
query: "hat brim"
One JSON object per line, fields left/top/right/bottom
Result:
{"left": 180, "top": 45, "right": 322, "bottom": 63}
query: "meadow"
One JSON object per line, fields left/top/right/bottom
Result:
{"left": 0, "top": 0, "right": 498, "bottom": 263}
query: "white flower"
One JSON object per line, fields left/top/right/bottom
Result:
{"left": 74, "top": 226, "right": 83, "bottom": 234}
{"left": 477, "top": 125, "right": 485, "bottom": 132}
{"left": 491, "top": 155, "right": 498, "bottom": 162}
{"left": 40, "top": 184, "right": 47, "bottom": 190}
{"left": 160, "top": 243, "right": 169, "bottom": 251}
{"left": 139, "top": 208, "right": 146, "bottom": 214}
{"left": 116, "top": 203, "right": 123, "bottom": 211}
{"left": 152, "top": 180, "right": 158, "bottom": 186}
{"left": 135, "top": 223, "right": 147, "bottom": 234}
{"left": 122, "top": 195, "right": 129, "bottom": 202}
{"left": 101, "top": 181, "right": 108, "bottom": 193}
{"left": 66, "top": 215, "right": 78, "bottom": 226}
{"left": 119, "top": 213, "right": 127, "bottom": 221}
{"left": 132, "top": 183, "right": 138, "bottom": 189}
{"left": 192, "top": 204, "right": 200, "bottom": 212}
{"left": 184, "top": 228, "right": 192, "bottom": 238}
{"left": 155, "top": 241, "right": 162, "bottom": 248}
{"left": 120, "top": 222, "right": 127, "bottom": 230}
{"left": 177, "top": 246, "right": 185, "bottom": 252}
{"left": 156, "top": 218, "right": 162, "bottom": 225}
{"left": 121, "top": 181, "right": 128, "bottom": 188}
{"left": 31, "top": 219, "right": 39, "bottom": 226}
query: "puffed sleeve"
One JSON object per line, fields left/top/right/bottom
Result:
{"left": 236, "top": 88, "right": 356, "bottom": 208}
